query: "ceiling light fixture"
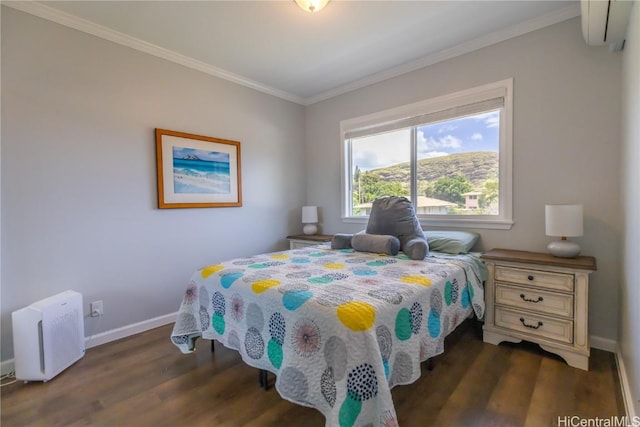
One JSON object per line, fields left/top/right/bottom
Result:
{"left": 295, "top": 0, "right": 329, "bottom": 13}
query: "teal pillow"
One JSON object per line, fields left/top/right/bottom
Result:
{"left": 424, "top": 231, "right": 480, "bottom": 254}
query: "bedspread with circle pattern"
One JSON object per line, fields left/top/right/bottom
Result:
{"left": 171, "top": 246, "right": 486, "bottom": 427}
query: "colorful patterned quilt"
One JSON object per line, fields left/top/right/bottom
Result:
{"left": 171, "top": 245, "right": 486, "bottom": 427}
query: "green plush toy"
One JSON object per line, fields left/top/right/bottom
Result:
{"left": 331, "top": 196, "right": 429, "bottom": 260}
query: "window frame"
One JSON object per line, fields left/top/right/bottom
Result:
{"left": 340, "top": 78, "right": 513, "bottom": 230}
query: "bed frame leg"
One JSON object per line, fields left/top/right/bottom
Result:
{"left": 426, "top": 359, "right": 434, "bottom": 371}
{"left": 211, "top": 340, "right": 215, "bottom": 352}
{"left": 258, "top": 369, "right": 269, "bottom": 390}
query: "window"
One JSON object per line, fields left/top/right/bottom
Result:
{"left": 341, "top": 79, "right": 513, "bottom": 229}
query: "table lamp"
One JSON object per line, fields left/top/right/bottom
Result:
{"left": 545, "top": 204, "right": 583, "bottom": 258}
{"left": 302, "top": 206, "right": 318, "bottom": 235}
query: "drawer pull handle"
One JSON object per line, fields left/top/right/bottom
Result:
{"left": 527, "top": 275, "right": 534, "bottom": 281}
{"left": 520, "top": 294, "right": 543, "bottom": 303}
{"left": 519, "top": 317, "right": 543, "bottom": 329}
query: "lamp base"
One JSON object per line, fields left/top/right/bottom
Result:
{"left": 303, "top": 224, "right": 318, "bottom": 235}
{"left": 547, "top": 240, "right": 581, "bottom": 258}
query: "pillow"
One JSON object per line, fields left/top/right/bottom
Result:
{"left": 351, "top": 233, "right": 400, "bottom": 256}
{"left": 331, "top": 233, "right": 354, "bottom": 249}
{"left": 365, "top": 196, "right": 427, "bottom": 260}
{"left": 424, "top": 230, "right": 480, "bottom": 254}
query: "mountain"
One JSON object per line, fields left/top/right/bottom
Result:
{"left": 368, "top": 151, "right": 498, "bottom": 187}
{"left": 182, "top": 154, "right": 201, "bottom": 160}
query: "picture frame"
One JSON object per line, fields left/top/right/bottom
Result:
{"left": 155, "top": 128, "right": 242, "bottom": 209}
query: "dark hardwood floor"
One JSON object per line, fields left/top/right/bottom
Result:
{"left": 1, "top": 321, "right": 625, "bottom": 426}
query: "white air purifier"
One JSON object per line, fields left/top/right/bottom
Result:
{"left": 12, "top": 290, "right": 85, "bottom": 382}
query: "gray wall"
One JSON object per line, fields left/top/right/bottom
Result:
{"left": 1, "top": 7, "right": 628, "bottom": 366}
{"left": 620, "top": 1, "right": 640, "bottom": 416}
{"left": 305, "top": 17, "right": 622, "bottom": 342}
{"left": 1, "top": 8, "right": 306, "bottom": 361}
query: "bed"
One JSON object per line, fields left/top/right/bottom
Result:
{"left": 171, "top": 244, "right": 486, "bottom": 427}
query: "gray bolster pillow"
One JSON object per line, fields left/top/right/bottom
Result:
{"left": 351, "top": 233, "right": 400, "bottom": 256}
{"left": 402, "top": 237, "right": 429, "bottom": 260}
{"left": 331, "top": 233, "right": 354, "bottom": 249}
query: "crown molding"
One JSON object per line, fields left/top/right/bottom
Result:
{"left": 303, "top": 3, "right": 581, "bottom": 105}
{"left": 4, "top": 1, "right": 580, "bottom": 107}
{"left": 3, "top": 1, "right": 306, "bottom": 105}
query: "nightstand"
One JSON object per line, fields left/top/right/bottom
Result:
{"left": 286, "top": 234, "right": 333, "bottom": 249}
{"left": 481, "top": 248, "right": 597, "bottom": 370}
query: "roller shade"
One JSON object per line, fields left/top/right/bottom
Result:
{"left": 345, "top": 97, "right": 504, "bottom": 140}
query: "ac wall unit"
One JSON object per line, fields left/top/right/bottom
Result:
{"left": 581, "top": 0, "right": 633, "bottom": 50}
{"left": 12, "top": 290, "right": 85, "bottom": 382}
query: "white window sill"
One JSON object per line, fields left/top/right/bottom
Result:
{"left": 342, "top": 216, "right": 514, "bottom": 230}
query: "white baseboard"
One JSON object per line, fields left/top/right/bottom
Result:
{"left": 594, "top": 336, "right": 640, "bottom": 418}
{"left": 83, "top": 311, "right": 177, "bottom": 349}
{"left": 2, "top": 321, "right": 636, "bottom": 418}
{"left": 1, "top": 359, "right": 15, "bottom": 376}
{"left": 1, "top": 311, "right": 178, "bottom": 376}
{"left": 591, "top": 335, "right": 617, "bottom": 352}
{"left": 616, "top": 345, "right": 638, "bottom": 418}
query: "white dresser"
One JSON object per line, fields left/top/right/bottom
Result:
{"left": 286, "top": 234, "right": 333, "bottom": 249}
{"left": 481, "top": 248, "right": 597, "bottom": 370}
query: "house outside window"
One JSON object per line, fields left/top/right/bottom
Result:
{"left": 340, "top": 79, "right": 513, "bottom": 230}
{"left": 463, "top": 191, "right": 482, "bottom": 209}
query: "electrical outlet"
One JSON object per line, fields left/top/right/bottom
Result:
{"left": 90, "top": 300, "right": 104, "bottom": 317}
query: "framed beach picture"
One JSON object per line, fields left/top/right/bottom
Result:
{"left": 155, "top": 128, "right": 242, "bottom": 208}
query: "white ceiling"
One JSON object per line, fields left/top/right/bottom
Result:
{"left": 7, "top": 1, "right": 580, "bottom": 105}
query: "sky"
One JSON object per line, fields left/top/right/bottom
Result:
{"left": 173, "top": 147, "right": 229, "bottom": 163}
{"left": 352, "top": 109, "right": 500, "bottom": 171}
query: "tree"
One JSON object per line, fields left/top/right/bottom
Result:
{"left": 479, "top": 179, "right": 499, "bottom": 208}
{"left": 353, "top": 165, "right": 362, "bottom": 204}
{"left": 433, "top": 175, "right": 473, "bottom": 205}
{"left": 355, "top": 172, "right": 409, "bottom": 204}
{"left": 418, "top": 180, "right": 435, "bottom": 198}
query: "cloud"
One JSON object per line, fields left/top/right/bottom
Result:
{"left": 437, "top": 124, "right": 458, "bottom": 134}
{"left": 439, "top": 135, "right": 462, "bottom": 148}
{"left": 419, "top": 151, "right": 449, "bottom": 159}
{"left": 473, "top": 110, "right": 500, "bottom": 128}
{"left": 418, "top": 132, "right": 462, "bottom": 153}
{"left": 485, "top": 115, "right": 499, "bottom": 128}
{"left": 471, "top": 133, "right": 483, "bottom": 141}
{"left": 173, "top": 147, "right": 229, "bottom": 162}
{"left": 352, "top": 150, "right": 388, "bottom": 171}
{"left": 351, "top": 129, "right": 411, "bottom": 171}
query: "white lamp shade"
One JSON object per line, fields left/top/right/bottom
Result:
{"left": 545, "top": 204, "right": 583, "bottom": 237}
{"left": 302, "top": 206, "right": 318, "bottom": 223}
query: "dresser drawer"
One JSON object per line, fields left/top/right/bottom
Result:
{"left": 495, "top": 266, "right": 574, "bottom": 292}
{"left": 494, "top": 307, "right": 573, "bottom": 344}
{"left": 290, "top": 241, "right": 318, "bottom": 249}
{"left": 495, "top": 283, "right": 574, "bottom": 318}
